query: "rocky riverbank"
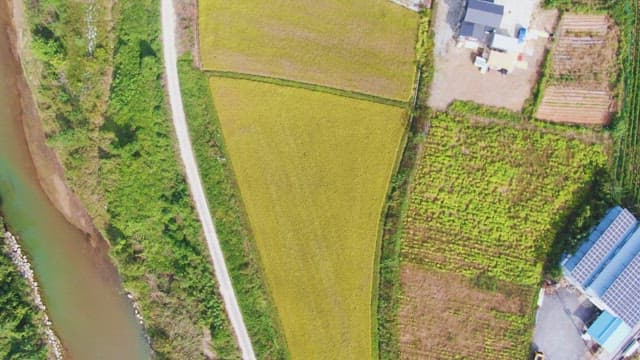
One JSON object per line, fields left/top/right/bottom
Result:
{"left": 1, "top": 229, "right": 63, "bottom": 359}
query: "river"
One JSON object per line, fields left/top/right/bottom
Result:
{"left": 0, "top": 1, "right": 152, "bottom": 359}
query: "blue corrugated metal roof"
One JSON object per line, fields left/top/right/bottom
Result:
{"left": 587, "top": 311, "right": 631, "bottom": 353}
{"left": 568, "top": 208, "right": 637, "bottom": 287}
{"left": 564, "top": 207, "right": 623, "bottom": 272}
{"left": 602, "top": 253, "right": 640, "bottom": 326}
{"left": 589, "top": 227, "right": 640, "bottom": 296}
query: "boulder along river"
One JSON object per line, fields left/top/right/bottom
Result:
{"left": 0, "top": 0, "right": 151, "bottom": 358}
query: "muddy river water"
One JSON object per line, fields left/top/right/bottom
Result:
{"left": 0, "top": 1, "right": 151, "bottom": 359}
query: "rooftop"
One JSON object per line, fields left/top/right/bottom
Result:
{"left": 563, "top": 206, "right": 640, "bottom": 328}
{"left": 587, "top": 310, "right": 631, "bottom": 354}
{"left": 465, "top": 0, "right": 504, "bottom": 28}
{"left": 459, "top": 0, "right": 504, "bottom": 42}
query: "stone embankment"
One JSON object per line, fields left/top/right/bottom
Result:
{"left": 2, "top": 230, "right": 63, "bottom": 359}
{"left": 125, "top": 291, "right": 151, "bottom": 345}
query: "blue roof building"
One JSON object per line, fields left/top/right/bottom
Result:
{"left": 587, "top": 311, "right": 631, "bottom": 354}
{"left": 563, "top": 206, "right": 640, "bottom": 354}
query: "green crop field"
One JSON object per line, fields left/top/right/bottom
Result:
{"left": 403, "top": 113, "right": 607, "bottom": 285}
{"left": 398, "top": 112, "right": 607, "bottom": 358}
{"left": 199, "top": 0, "right": 419, "bottom": 100}
{"left": 209, "top": 77, "right": 407, "bottom": 359}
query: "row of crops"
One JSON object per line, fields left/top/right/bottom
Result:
{"left": 613, "top": 0, "right": 640, "bottom": 207}
{"left": 402, "top": 113, "right": 607, "bottom": 286}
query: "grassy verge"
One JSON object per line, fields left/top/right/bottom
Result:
{"left": 24, "top": 0, "right": 240, "bottom": 358}
{"left": 376, "top": 9, "right": 434, "bottom": 359}
{"left": 0, "top": 217, "right": 47, "bottom": 359}
{"left": 178, "top": 56, "right": 288, "bottom": 359}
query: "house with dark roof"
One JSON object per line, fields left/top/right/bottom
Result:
{"left": 459, "top": 0, "right": 504, "bottom": 46}
{"left": 562, "top": 206, "right": 640, "bottom": 357}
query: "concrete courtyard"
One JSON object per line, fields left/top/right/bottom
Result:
{"left": 533, "top": 285, "right": 596, "bottom": 360}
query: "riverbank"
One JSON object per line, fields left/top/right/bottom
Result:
{"left": 10, "top": 0, "right": 240, "bottom": 357}
{"left": 5, "top": 0, "right": 106, "bottom": 249}
{"left": 0, "top": 222, "right": 63, "bottom": 359}
{"left": 0, "top": 0, "right": 153, "bottom": 357}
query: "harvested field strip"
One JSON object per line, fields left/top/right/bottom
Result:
{"left": 399, "top": 265, "right": 533, "bottom": 360}
{"left": 206, "top": 70, "right": 408, "bottom": 108}
{"left": 210, "top": 77, "right": 407, "bottom": 360}
{"left": 198, "top": 0, "right": 419, "bottom": 100}
{"left": 561, "top": 14, "right": 608, "bottom": 34}
{"left": 538, "top": 13, "right": 617, "bottom": 124}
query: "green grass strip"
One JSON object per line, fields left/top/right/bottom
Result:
{"left": 205, "top": 70, "right": 408, "bottom": 108}
{"left": 180, "top": 58, "right": 289, "bottom": 360}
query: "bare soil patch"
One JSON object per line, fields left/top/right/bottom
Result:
{"left": 535, "top": 14, "right": 618, "bottom": 125}
{"left": 399, "top": 264, "right": 533, "bottom": 359}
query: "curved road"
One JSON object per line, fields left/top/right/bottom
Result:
{"left": 160, "top": 1, "right": 256, "bottom": 359}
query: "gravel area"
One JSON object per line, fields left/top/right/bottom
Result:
{"left": 533, "top": 286, "right": 596, "bottom": 360}
{"left": 432, "top": 0, "right": 465, "bottom": 56}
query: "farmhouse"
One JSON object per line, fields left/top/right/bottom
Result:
{"left": 562, "top": 207, "right": 640, "bottom": 358}
{"left": 459, "top": 0, "right": 504, "bottom": 48}
{"left": 458, "top": 0, "right": 530, "bottom": 74}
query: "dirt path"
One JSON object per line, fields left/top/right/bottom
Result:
{"left": 160, "top": 1, "right": 256, "bottom": 358}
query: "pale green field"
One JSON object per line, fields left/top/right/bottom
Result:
{"left": 209, "top": 78, "right": 407, "bottom": 359}
{"left": 199, "top": 0, "right": 419, "bottom": 100}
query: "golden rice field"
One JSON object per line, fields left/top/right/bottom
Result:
{"left": 209, "top": 77, "right": 407, "bottom": 359}
{"left": 199, "top": 0, "right": 419, "bottom": 100}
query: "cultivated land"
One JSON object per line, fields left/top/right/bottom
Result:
{"left": 210, "top": 77, "right": 407, "bottom": 359}
{"left": 398, "top": 112, "right": 607, "bottom": 358}
{"left": 198, "top": 0, "right": 419, "bottom": 100}
{"left": 536, "top": 14, "right": 618, "bottom": 124}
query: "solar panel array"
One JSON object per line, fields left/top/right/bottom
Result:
{"left": 602, "top": 253, "right": 640, "bottom": 326}
{"left": 570, "top": 209, "right": 637, "bottom": 285}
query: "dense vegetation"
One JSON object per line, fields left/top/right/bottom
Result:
{"left": 402, "top": 113, "right": 607, "bottom": 286}
{"left": 26, "top": 0, "right": 113, "bottom": 228}
{"left": 611, "top": 0, "right": 640, "bottom": 209}
{"left": 209, "top": 76, "right": 407, "bottom": 359}
{"left": 0, "top": 218, "right": 47, "bottom": 359}
{"left": 178, "top": 57, "right": 287, "bottom": 359}
{"left": 24, "top": 0, "right": 239, "bottom": 358}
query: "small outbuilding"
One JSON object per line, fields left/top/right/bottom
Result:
{"left": 489, "top": 33, "right": 520, "bottom": 53}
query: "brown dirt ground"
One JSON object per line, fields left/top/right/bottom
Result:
{"left": 174, "top": 0, "right": 201, "bottom": 67}
{"left": 399, "top": 263, "right": 532, "bottom": 359}
{"left": 428, "top": 7, "right": 559, "bottom": 111}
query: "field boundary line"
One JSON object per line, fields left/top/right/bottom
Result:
{"left": 161, "top": 1, "right": 256, "bottom": 359}
{"left": 205, "top": 70, "right": 408, "bottom": 108}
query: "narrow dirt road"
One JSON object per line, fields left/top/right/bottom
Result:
{"left": 160, "top": 1, "right": 256, "bottom": 359}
